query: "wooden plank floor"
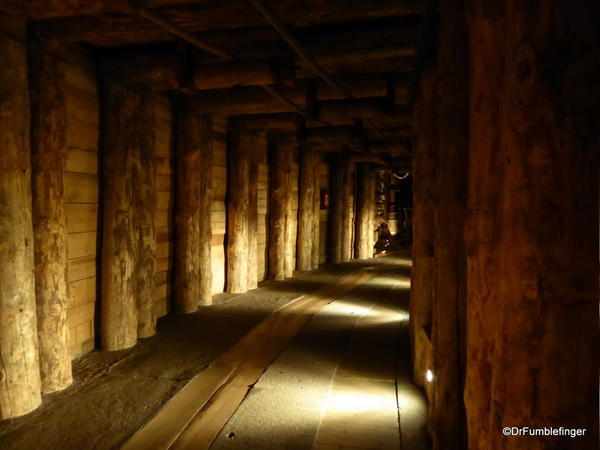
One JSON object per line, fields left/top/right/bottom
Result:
{"left": 122, "top": 267, "right": 379, "bottom": 450}
{"left": 123, "top": 257, "right": 428, "bottom": 450}
{"left": 312, "top": 291, "right": 405, "bottom": 450}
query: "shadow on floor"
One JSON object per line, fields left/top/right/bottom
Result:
{"left": 0, "top": 252, "right": 426, "bottom": 450}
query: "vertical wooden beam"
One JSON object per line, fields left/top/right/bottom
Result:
{"left": 430, "top": 0, "right": 469, "bottom": 447}
{"left": 297, "top": 148, "right": 316, "bottom": 271}
{"left": 463, "top": 1, "right": 504, "bottom": 447}
{"left": 355, "top": 162, "right": 374, "bottom": 259}
{"left": 135, "top": 109, "right": 157, "bottom": 338}
{"left": 327, "top": 154, "right": 344, "bottom": 263}
{"left": 311, "top": 156, "right": 322, "bottom": 269}
{"left": 268, "top": 136, "right": 286, "bottom": 280}
{"left": 0, "top": 17, "right": 42, "bottom": 419}
{"left": 340, "top": 157, "right": 354, "bottom": 262}
{"left": 367, "top": 168, "right": 377, "bottom": 258}
{"left": 284, "top": 142, "right": 298, "bottom": 278}
{"left": 247, "top": 132, "right": 259, "bottom": 290}
{"left": 173, "top": 103, "right": 213, "bottom": 312}
{"left": 101, "top": 82, "right": 155, "bottom": 350}
{"left": 488, "top": 1, "right": 598, "bottom": 448}
{"left": 198, "top": 115, "right": 214, "bottom": 305}
{"left": 28, "top": 37, "right": 72, "bottom": 393}
{"left": 409, "top": 66, "right": 438, "bottom": 390}
{"left": 226, "top": 125, "right": 249, "bottom": 293}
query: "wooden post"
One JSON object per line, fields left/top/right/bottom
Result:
{"left": 197, "top": 115, "right": 214, "bottom": 305}
{"left": 327, "top": 154, "right": 344, "bottom": 263}
{"left": 487, "top": 2, "right": 597, "bottom": 448}
{"left": 135, "top": 110, "right": 157, "bottom": 338}
{"left": 226, "top": 125, "right": 249, "bottom": 293}
{"left": 101, "top": 82, "right": 155, "bottom": 350}
{"left": 340, "top": 157, "right": 354, "bottom": 262}
{"left": 297, "top": 148, "right": 316, "bottom": 270}
{"left": 283, "top": 140, "right": 298, "bottom": 278}
{"left": 311, "top": 156, "right": 322, "bottom": 269}
{"left": 268, "top": 136, "right": 287, "bottom": 280}
{"left": 247, "top": 133, "right": 259, "bottom": 290}
{"left": 28, "top": 37, "right": 72, "bottom": 393}
{"left": 174, "top": 103, "right": 213, "bottom": 312}
{"left": 368, "top": 165, "right": 377, "bottom": 254}
{"left": 430, "top": 0, "right": 468, "bottom": 447}
{"left": 408, "top": 67, "right": 438, "bottom": 389}
{"left": 0, "top": 18, "right": 42, "bottom": 419}
{"left": 463, "top": 1, "right": 504, "bottom": 447}
{"left": 355, "top": 162, "right": 374, "bottom": 259}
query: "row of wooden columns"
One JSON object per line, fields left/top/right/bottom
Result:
{"left": 410, "top": 0, "right": 598, "bottom": 449}
{"left": 0, "top": 20, "right": 379, "bottom": 420}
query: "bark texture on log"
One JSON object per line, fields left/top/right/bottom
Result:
{"left": 267, "top": 137, "right": 286, "bottom": 280}
{"left": 355, "top": 162, "right": 374, "bottom": 259}
{"left": 283, "top": 142, "right": 297, "bottom": 278}
{"left": 409, "top": 66, "right": 438, "bottom": 389}
{"left": 135, "top": 112, "right": 157, "bottom": 338}
{"left": 297, "top": 148, "right": 316, "bottom": 271}
{"left": 340, "top": 157, "right": 355, "bottom": 262}
{"left": 327, "top": 154, "right": 344, "bottom": 263}
{"left": 174, "top": 105, "right": 213, "bottom": 312}
{"left": 226, "top": 125, "right": 249, "bottom": 293}
{"left": 311, "top": 156, "right": 322, "bottom": 269}
{"left": 197, "top": 115, "right": 214, "bottom": 305}
{"left": 101, "top": 82, "right": 156, "bottom": 350}
{"left": 490, "top": 2, "right": 597, "bottom": 449}
{"left": 430, "top": 0, "right": 469, "bottom": 447}
{"left": 463, "top": 1, "right": 505, "bottom": 447}
{"left": 0, "top": 18, "right": 42, "bottom": 419}
{"left": 247, "top": 132, "right": 259, "bottom": 290}
{"left": 28, "top": 38, "right": 72, "bottom": 394}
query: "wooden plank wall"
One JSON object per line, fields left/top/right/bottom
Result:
{"left": 318, "top": 154, "right": 329, "bottom": 264}
{"left": 62, "top": 49, "right": 99, "bottom": 359}
{"left": 153, "top": 99, "right": 174, "bottom": 319}
{"left": 256, "top": 132, "right": 269, "bottom": 281}
{"left": 57, "top": 52, "right": 279, "bottom": 359}
{"left": 211, "top": 116, "right": 228, "bottom": 294}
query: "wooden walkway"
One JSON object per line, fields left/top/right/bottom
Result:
{"left": 122, "top": 259, "right": 428, "bottom": 450}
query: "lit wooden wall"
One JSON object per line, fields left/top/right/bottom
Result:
{"left": 62, "top": 49, "right": 99, "bottom": 358}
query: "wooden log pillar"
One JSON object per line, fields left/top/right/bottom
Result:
{"left": 355, "top": 162, "right": 374, "bottom": 259}
{"left": 473, "top": 2, "right": 598, "bottom": 449}
{"left": 327, "top": 154, "right": 344, "bottom": 263}
{"left": 101, "top": 82, "right": 156, "bottom": 350}
{"left": 0, "top": 17, "right": 42, "bottom": 419}
{"left": 197, "top": 116, "right": 214, "bottom": 305}
{"left": 311, "top": 156, "right": 322, "bottom": 269}
{"left": 408, "top": 66, "right": 438, "bottom": 390}
{"left": 28, "top": 37, "right": 72, "bottom": 393}
{"left": 173, "top": 103, "right": 213, "bottom": 312}
{"left": 340, "top": 157, "right": 354, "bottom": 262}
{"left": 267, "top": 135, "right": 287, "bottom": 280}
{"left": 297, "top": 148, "right": 316, "bottom": 271}
{"left": 284, "top": 142, "right": 298, "bottom": 278}
{"left": 226, "top": 126, "right": 249, "bottom": 293}
{"left": 463, "top": 1, "right": 504, "bottom": 447}
{"left": 135, "top": 118, "right": 158, "bottom": 339}
{"left": 430, "top": 0, "right": 469, "bottom": 447}
{"left": 247, "top": 133, "right": 259, "bottom": 290}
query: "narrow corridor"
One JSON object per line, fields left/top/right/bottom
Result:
{"left": 0, "top": 255, "right": 428, "bottom": 450}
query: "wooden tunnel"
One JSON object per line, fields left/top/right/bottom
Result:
{"left": 0, "top": 2, "right": 597, "bottom": 449}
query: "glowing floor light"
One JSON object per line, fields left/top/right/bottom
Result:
{"left": 426, "top": 369, "right": 434, "bottom": 383}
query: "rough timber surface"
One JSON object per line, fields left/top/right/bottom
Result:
{"left": 0, "top": 258, "right": 406, "bottom": 449}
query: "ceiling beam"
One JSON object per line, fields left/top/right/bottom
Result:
{"left": 31, "top": 0, "right": 423, "bottom": 46}
{"left": 186, "top": 78, "right": 408, "bottom": 115}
